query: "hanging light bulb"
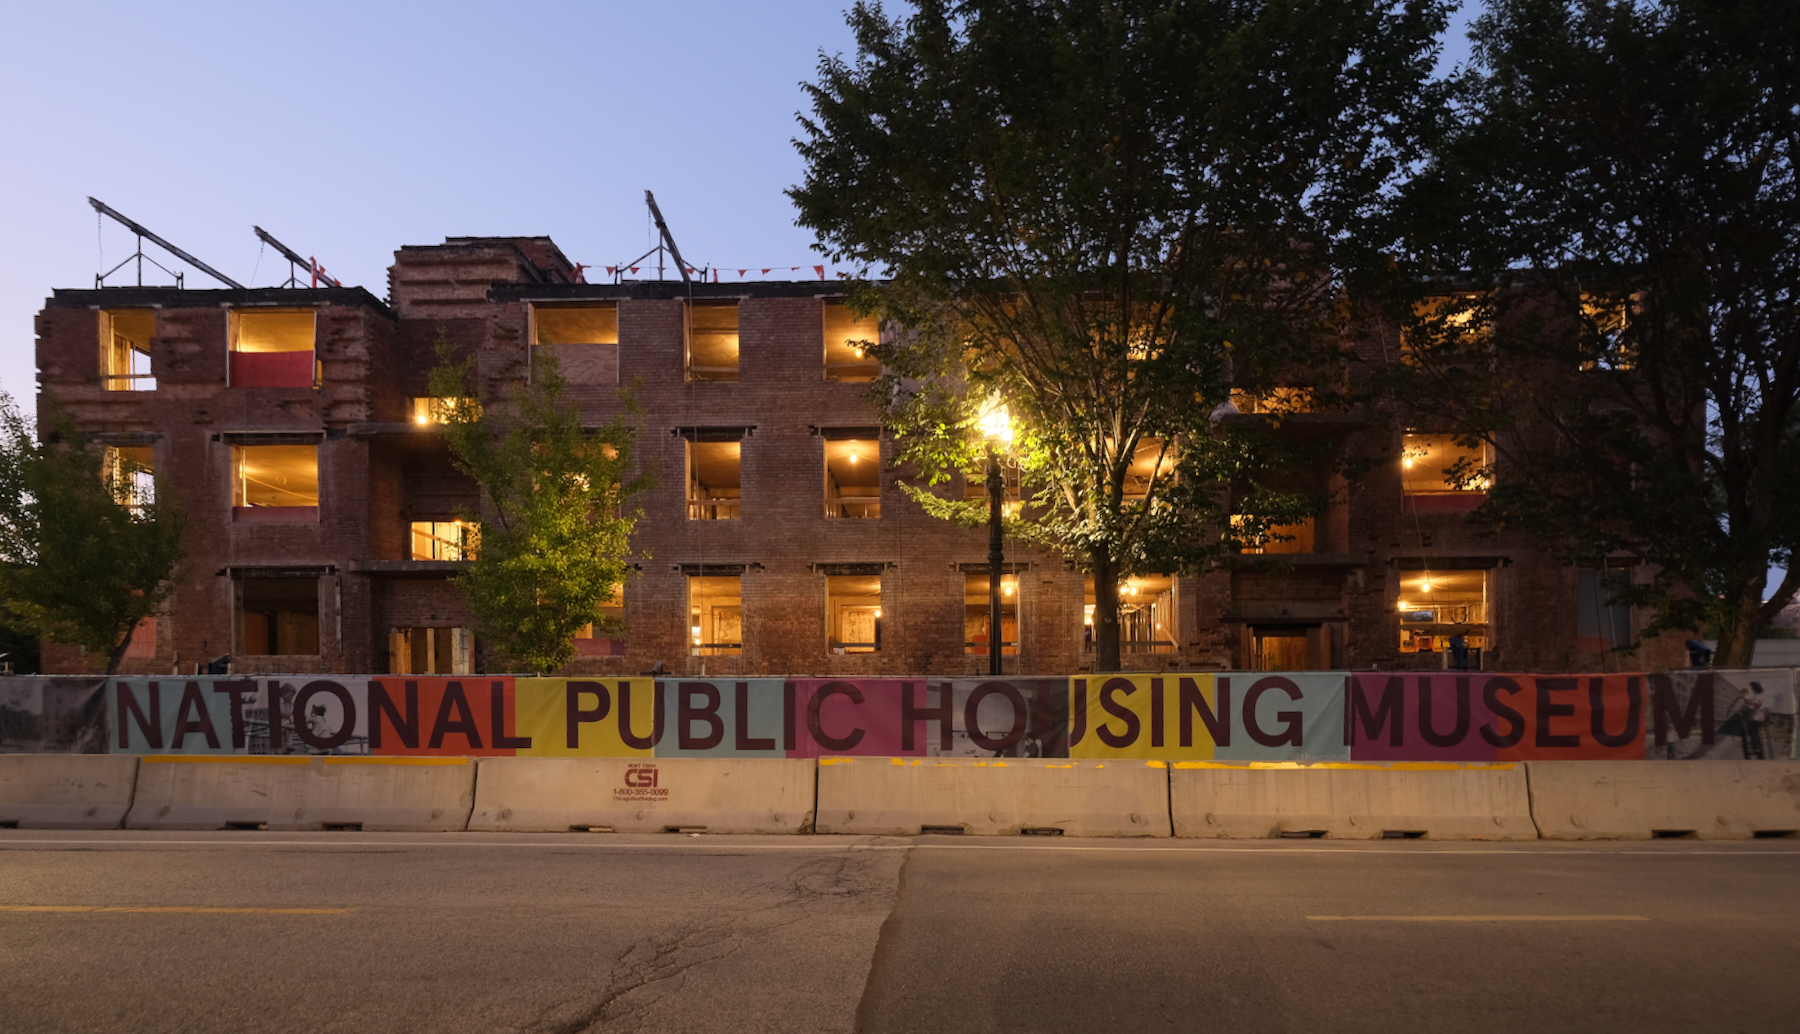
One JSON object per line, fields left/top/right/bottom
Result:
{"left": 1421, "top": 575, "right": 1433, "bottom": 592}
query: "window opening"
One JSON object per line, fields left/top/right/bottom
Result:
{"left": 1228, "top": 387, "right": 1314, "bottom": 415}
{"left": 689, "top": 575, "right": 742, "bottom": 656}
{"left": 824, "top": 439, "right": 880, "bottom": 518}
{"left": 232, "top": 445, "right": 319, "bottom": 518}
{"left": 533, "top": 303, "right": 620, "bottom": 385}
{"left": 409, "top": 397, "right": 478, "bottom": 425}
{"left": 239, "top": 576, "right": 321, "bottom": 656}
{"left": 1579, "top": 294, "right": 1637, "bottom": 371}
{"left": 1124, "top": 438, "right": 1174, "bottom": 503}
{"left": 827, "top": 574, "right": 882, "bottom": 654}
{"left": 574, "top": 584, "right": 626, "bottom": 657}
{"left": 100, "top": 310, "right": 155, "bottom": 391}
{"left": 104, "top": 445, "right": 155, "bottom": 515}
{"left": 687, "top": 440, "right": 741, "bottom": 519}
{"left": 823, "top": 301, "right": 880, "bottom": 382}
{"left": 1398, "top": 568, "right": 1491, "bottom": 656}
{"left": 1401, "top": 433, "right": 1489, "bottom": 514}
{"left": 1232, "top": 514, "right": 1316, "bottom": 554}
{"left": 1083, "top": 575, "right": 1175, "bottom": 654}
{"left": 228, "top": 309, "right": 318, "bottom": 388}
{"left": 964, "top": 573, "right": 1018, "bottom": 655}
{"left": 410, "top": 520, "right": 477, "bottom": 561}
{"left": 686, "top": 301, "right": 739, "bottom": 381}
{"left": 388, "top": 627, "right": 473, "bottom": 674}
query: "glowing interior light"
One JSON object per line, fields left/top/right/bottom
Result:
{"left": 873, "top": 607, "right": 882, "bottom": 618}
{"left": 1421, "top": 576, "right": 1433, "bottom": 592}
{"left": 415, "top": 413, "right": 430, "bottom": 425}
{"left": 1403, "top": 457, "right": 1413, "bottom": 468}
{"left": 1003, "top": 582, "right": 1014, "bottom": 596}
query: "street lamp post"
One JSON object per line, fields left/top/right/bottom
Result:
{"left": 986, "top": 442, "right": 1004, "bottom": 676}
{"left": 978, "top": 398, "right": 1013, "bottom": 677}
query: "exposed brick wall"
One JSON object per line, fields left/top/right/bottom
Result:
{"left": 30, "top": 241, "right": 1685, "bottom": 677}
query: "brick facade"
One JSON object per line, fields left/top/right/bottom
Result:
{"left": 35, "top": 236, "right": 1686, "bottom": 676}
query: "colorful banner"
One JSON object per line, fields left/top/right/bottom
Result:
{"left": 1069, "top": 673, "right": 1349, "bottom": 762}
{"left": 83, "top": 670, "right": 1800, "bottom": 760}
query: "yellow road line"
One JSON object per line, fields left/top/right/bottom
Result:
{"left": 0, "top": 905, "right": 351, "bottom": 915}
{"left": 1306, "top": 914, "right": 1649, "bottom": 922}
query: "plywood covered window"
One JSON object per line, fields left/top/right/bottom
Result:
{"left": 823, "top": 301, "right": 880, "bottom": 382}
{"left": 232, "top": 444, "right": 319, "bottom": 521}
{"left": 229, "top": 309, "right": 318, "bottom": 388}
{"left": 689, "top": 575, "right": 742, "bottom": 656}
{"left": 687, "top": 440, "right": 741, "bottom": 520}
{"left": 100, "top": 310, "right": 156, "bottom": 391}
{"left": 410, "top": 520, "right": 477, "bottom": 561}
{"left": 239, "top": 576, "right": 320, "bottom": 656}
{"left": 533, "top": 303, "right": 620, "bottom": 385}
{"left": 964, "top": 573, "right": 1018, "bottom": 655}
{"left": 1402, "top": 433, "right": 1489, "bottom": 514}
{"left": 686, "top": 301, "right": 739, "bottom": 381}
{"left": 824, "top": 437, "right": 880, "bottom": 518}
{"left": 827, "top": 574, "right": 881, "bottom": 653}
{"left": 389, "top": 627, "right": 473, "bottom": 674}
{"left": 574, "top": 584, "right": 626, "bottom": 657}
{"left": 1398, "top": 568, "right": 1491, "bottom": 655}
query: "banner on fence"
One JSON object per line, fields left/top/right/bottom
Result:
{"left": 0, "top": 678, "right": 105, "bottom": 753}
{"left": 87, "top": 670, "right": 1800, "bottom": 760}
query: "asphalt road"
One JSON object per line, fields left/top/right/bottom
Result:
{"left": 1, "top": 831, "right": 1795, "bottom": 1034}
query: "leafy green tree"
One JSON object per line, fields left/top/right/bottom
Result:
{"left": 1390, "top": 0, "right": 1800, "bottom": 665}
{"left": 429, "top": 347, "right": 647, "bottom": 674}
{"left": 0, "top": 392, "right": 184, "bottom": 674}
{"left": 791, "top": 0, "right": 1448, "bottom": 669}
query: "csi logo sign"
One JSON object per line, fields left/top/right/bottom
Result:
{"left": 614, "top": 763, "right": 669, "bottom": 801}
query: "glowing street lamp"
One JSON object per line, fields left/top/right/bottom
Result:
{"left": 979, "top": 395, "right": 1013, "bottom": 676}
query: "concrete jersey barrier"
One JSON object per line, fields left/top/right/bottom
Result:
{"left": 124, "top": 756, "right": 475, "bottom": 831}
{"left": 815, "top": 756, "right": 1171, "bottom": 837}
{"left": 0, "top": 755, "right": 140, "bottom": 829}
{"left": 1170, "top": 761, "right": 1537, "bottom": 840}
{"left": 1526, "top": 760, "right": 1800, "bottom": 840}
{"left": 468, "top": 757, "right": 816, "bottom": 834}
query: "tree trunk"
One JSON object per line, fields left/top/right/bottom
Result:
{"left": 1713, "top": 588, "right": 1766, "bottom": 668}
{"left": 1092, "top": 550, "right": 1121, "bottom": 673}
{"left": 105, "top": 622, "right": 137, "bottom": 676}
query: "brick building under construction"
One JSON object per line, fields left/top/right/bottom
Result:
{"left": 33, "top": 235, "right": 1685, "bottom": 677}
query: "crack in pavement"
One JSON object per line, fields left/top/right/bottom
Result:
{"left": 526, "top": 848, "right": 903, "bottom": 1034}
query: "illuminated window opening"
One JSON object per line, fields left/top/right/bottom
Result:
{"left": 964, "top": 573, "right": 1018, "bottom": 655}
{"left": 1405, "top": 295, "right": 1487, "bottom": 365}
{"left": 827, "top": 574, "right": 882, "bottom": 654}
{"left": 1402, "top": 434, "right": 1490, "bottom": 497}
{"left": 1579, "top": 294, "right": 1638, "bottom": 371}
{"left": 1251, "top": 627, "right": 1317, "bottom": 671}
{"left": 1398, "top": 568, "right": 1491, "bottom": 655}
{"left": 1228, "top": 387, "right": 1314, "bottom": 414}
{"left": 1123, "top": 438, "right": 1175, "bottom": 503}
{"left": 1083, "top": 575, "right": 1176, "bottom": 654}
{"left": 824, "top": 438, "right": 880, "bottom": 518}
{"left": 686, "top": 301, "right": 739, "bottom": 382}
{"left": 574, "top": 584, "right": 626, "bottom": 657}
{"left": 533, "top": 303, "right": 620, "bottom": 385}
{"left": 389, "top": 627, "right": 473, "bottom": 674}
{"left": 228, "top": 309, "right": 318, "bottom": 388}
{"left": 410, "top": 520, "right": 477, "bottom": 561}
{"left": 1231, "top": 514, "right": 1316, "bottom": 554}
{"left": 232, "top": 444, "right": 319, "bottom": 519}
{"left": 823, "top": 301, "right": 880, "bottom": 382}
{"left": 408, "top": 397, "right": 479, "bottom": 426}
{"left": 239, "top": 576, "right": 320, "bottom": 656}
{"left": 689, "top": 575, "right": 742, "bottom": 656}
{"left": 100, "top": 310, "right": 156, "bottom": 391}
{"left": 687, "top": 440, "right": 741, "bottom": 520}
{"left": 104, "top": 445, "right": 155, "bottom": 515}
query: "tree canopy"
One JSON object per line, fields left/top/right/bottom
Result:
{"left": 0, "top": 392, "right": 184, "bottom": 674}
{"left": 429, "top": 350, "right": 648, "bottom": 674}
{"left": 1390, "top": 0, "right": 1800, "bottom": 664}
{"left": 792, "top": 0, "right": 1449, "bottom": 669}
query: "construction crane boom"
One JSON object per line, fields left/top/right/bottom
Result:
{"left": 253, "top": 226, "right": 340, "bottom": 288}
{"left": 644, "top": 190, "right": 692, "bottom": 285}
{"left": 88, "top": 197, "right": 244, "bottom": 289}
